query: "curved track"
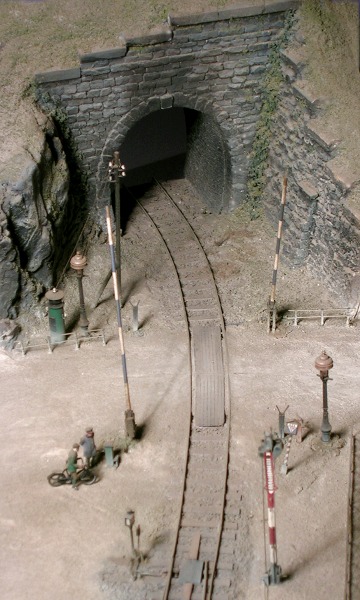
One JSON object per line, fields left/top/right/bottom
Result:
{"left": 345, "top": 432, "right": 360, "bottom": 599}
{"left": 131, "top": 180, "right": 237, "bottom": 599}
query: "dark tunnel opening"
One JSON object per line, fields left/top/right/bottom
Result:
{"left": 115, "top": 107, "right": 198, "bottom": 231}
{"left": 119, "top": 107, "right": 190, "bottom": 187}
{"left": 117, "top": 106, "right": 231, "bottom": 220}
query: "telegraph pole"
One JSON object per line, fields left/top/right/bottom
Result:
{"left": 105, "top": 204, "right": 136, "bottom": 440}
{"left": 109, "top": 151, "right": 126, "bottom": 296}
{"left": 268, "top": 176, "right": 287, "bottom": 333}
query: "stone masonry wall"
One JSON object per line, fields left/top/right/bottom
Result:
{"left": 34, "top": 2, "right": 298, "bottom": 220}
{"left": 184, "top": 113, "right": 231, "bottom": 213}
{"left": 264, "top": 43, "right": 360, "bottom": 306}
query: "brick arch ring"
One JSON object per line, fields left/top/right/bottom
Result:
{"left": 95, "top": 94, "right": 233, "bottom": 209}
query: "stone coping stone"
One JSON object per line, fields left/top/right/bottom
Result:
{"left": 279, "top": 47, "right": 306, "bottom": 72}
{"left": 305, "top": 122, "right": 341, "bottom": 154}
{"left": 345, "top": 192, "right": 360, "bottom": 223}
{"left": 127, "top": 28, "right": 173, "bottom": 47}
{"left": 292, "top": 82, "right": 322, "bottom": 111}
{"left": 34, "top": 67, "right": 80, "bottom": 84}
{"left": 169, "top": 0, "right": 299, "bottom": 26}
{"left": 327, "top": 159, "right": 360, "bottom": 192}
{"left": 80, "top": 46, "right": 127, "bottom": 63}
{"left": 35, "top": 2, "right": 300, "bottom": 83}
{"left": 297, "top": 179, "right": 319, "bottom": 200}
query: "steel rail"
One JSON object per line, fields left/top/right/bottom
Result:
{"left": 132, "top": 179, "right": 232, "bottom": 599}
{"left": 127, "top": 185, "right": 193, "bottom": 598}
{"left": 345, "top": 432, "right": 358, "bottom": 599}
{"left": 155, "top": 180, "right": 232, "bottom": 600}
{"left": 153, "top": 179, "right": 226, "bottom": 334}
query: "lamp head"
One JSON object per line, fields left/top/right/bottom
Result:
{"left": 315, "top": 350, "right": 333, "bottom": 373}
{"left": 125, "top": 510, "right": 135, "bottom": 528}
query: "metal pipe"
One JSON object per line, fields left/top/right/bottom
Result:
{"left": 130, "top": 300, "right": 140, "bottom": 332}
{"left": 76, "top": 271, "right": 89, "bottom": 335}
{"left": 320, "top": 373, "right": 331, "bottom": 443}
{"left": 276, "top": 405, "right": 289, "bottom": 440}
{"left": 315, "top": 351, "right": 333, "bottom": 444}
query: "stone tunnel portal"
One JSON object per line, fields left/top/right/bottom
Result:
{"left": 115, "top": 106, "right": 232, "bottom": 215}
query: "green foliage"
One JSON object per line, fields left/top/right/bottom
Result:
{"left": 149, "top": 2, "right": 169, "bottom": 26}
{"left": 246, "top": 12, "right": 295, "bottom": 219}
{"left": 21, "top": 78, "right": 39, "bottom": 100}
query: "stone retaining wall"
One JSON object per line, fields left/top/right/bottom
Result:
{"left": 265, "top": 44, "right": 360, "bottom": 305}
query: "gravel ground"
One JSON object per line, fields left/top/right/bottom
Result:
{"left": 1, "top": 178, "right": 358, "bottom": 599}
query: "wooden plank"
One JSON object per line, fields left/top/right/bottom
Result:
{"left": 192, "top": 325, "right": 225, "bottom": 426}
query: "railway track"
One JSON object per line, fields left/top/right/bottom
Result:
{"left": 345, "top": 432, "right": 360, "bottom": 599}
{"left": 129, "top": 179, "right": 242, "bottom": 599}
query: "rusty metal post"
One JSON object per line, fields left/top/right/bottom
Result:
{"left": 70, "top": 250, "right": 89, "bottom": 336}
{"left": 276, "top": 405, "right": 289, "bottom": 440}
{"left": 130, "top": 300, "right": 140, "bottom": 332}
{"left": 315, "top": 350, "right": 334, "bottom": 443}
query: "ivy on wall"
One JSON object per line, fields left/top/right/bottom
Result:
{"left": 246, "top": 11, "right": 296, "bottom": 219}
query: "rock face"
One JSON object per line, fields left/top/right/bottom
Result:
{"left": 0, "top": 205, "right": 19, "bottom": 318}
{"left": 0, "top": 128, "right": 70, "bottom": 318}
{"left": 0, "top": 318, "right": 21, "bottom": 349}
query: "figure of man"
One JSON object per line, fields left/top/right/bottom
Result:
{"left": 80, "top": 427, "right": 96, "bottom": 468}
{"left": 66, "top": 443, "right": 80, "bottom": 491}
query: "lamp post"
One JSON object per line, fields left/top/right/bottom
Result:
{"left": 70, "top": 250, "right": 89, "bottom": 337}
{"left": 125, "top": 509, "right": 136, "bottom": 558}
{"left": 315, "top": 350, "right": 333, "bottom": 443}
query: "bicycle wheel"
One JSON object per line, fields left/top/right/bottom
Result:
{"left": 47, "top": 472, "right": 68, "bottom": 487}
{"left": 79, "top": 470, "right": 97, "bottom": 485}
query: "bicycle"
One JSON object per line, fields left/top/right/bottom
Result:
{"left": 47, "top": 458, "right": 97, "bottom": 487}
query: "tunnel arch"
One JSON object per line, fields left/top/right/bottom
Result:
{"left": 96, "top": 96, "right": 233, "bottom": 215}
